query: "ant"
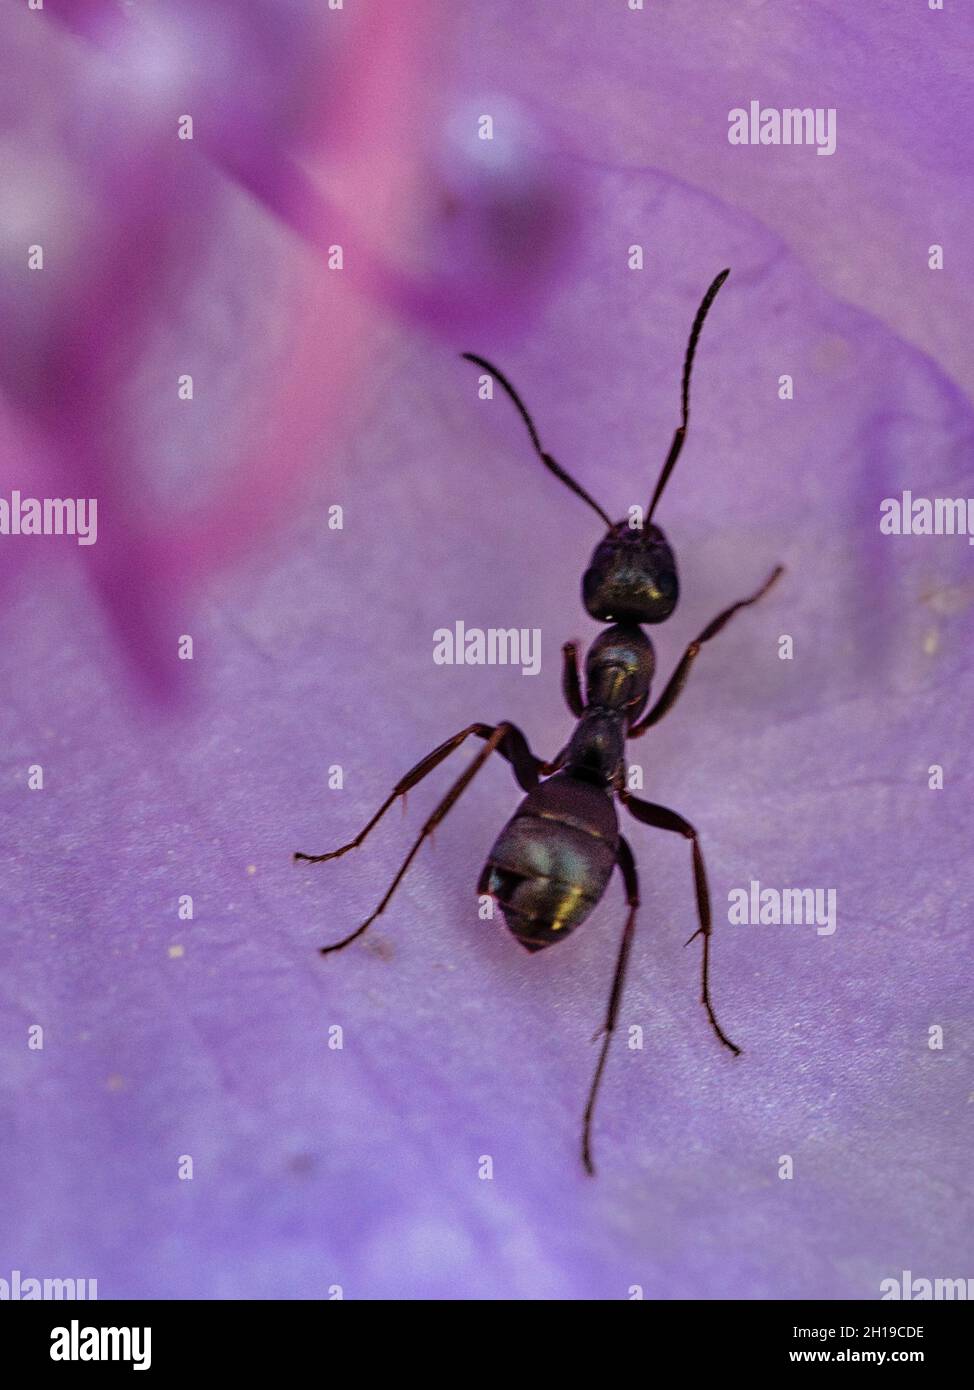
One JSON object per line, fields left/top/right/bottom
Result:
{"left": 295, "top": 268, "right": 783, "bottom": 1175}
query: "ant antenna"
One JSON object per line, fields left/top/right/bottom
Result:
{"left": 461, "top": 353, "right": 613, "bottom": 529}
{"left": 646, "top": 268, "right": 730, "bottom": 523}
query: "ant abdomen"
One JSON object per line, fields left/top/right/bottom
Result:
{"left": 480, "top": 772, "right": 618, "bottom": 953}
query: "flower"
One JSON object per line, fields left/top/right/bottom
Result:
{"left": 1, "top": 0, "right": 970, "bottom": 1299}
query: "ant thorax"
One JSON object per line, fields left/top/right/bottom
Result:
{"left": 584, "top": 622, "right": 656, "bottom": 723}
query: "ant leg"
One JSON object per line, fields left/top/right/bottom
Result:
{"left": 629, "top": 565, "right": 783, "bottom": 736}
{"left": 620, "top": 793, "right": 740, "bottom": 1056}
{"left": 295, "top": 722, "right": 548, "bottom": 863}
{"left": 320, "top": 723, "right": 532, "bottom": 955}
{"left": 561, "top": 642, "right": 584, "bottom": 717}
{"left": 582, "top": 835, "right": 639, "bottom": 1177}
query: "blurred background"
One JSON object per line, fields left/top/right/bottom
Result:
{"left": 0, "top": 0, "right": 971, "bottom": 1299}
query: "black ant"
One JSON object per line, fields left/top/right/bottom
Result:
{"left": 295, "top": 269, "right": 783, "bottom": 1175}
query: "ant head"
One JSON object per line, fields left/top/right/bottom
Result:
{"left": 582, "top": 520, "right": 678, "bottom": 624}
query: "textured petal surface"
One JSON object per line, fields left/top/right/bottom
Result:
{"left": 0, "top": 1, "right": 971, "bottom": 1300}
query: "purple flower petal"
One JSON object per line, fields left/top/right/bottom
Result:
{"left": 2, "top": 2, "right": 577, "bottom": 695}
{"left": 0, "top": 1, "right": 970, "bottom": 1300}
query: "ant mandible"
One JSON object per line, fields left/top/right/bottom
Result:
{"left": 295, "top": 268, "right": 783, "bottom": 1175}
